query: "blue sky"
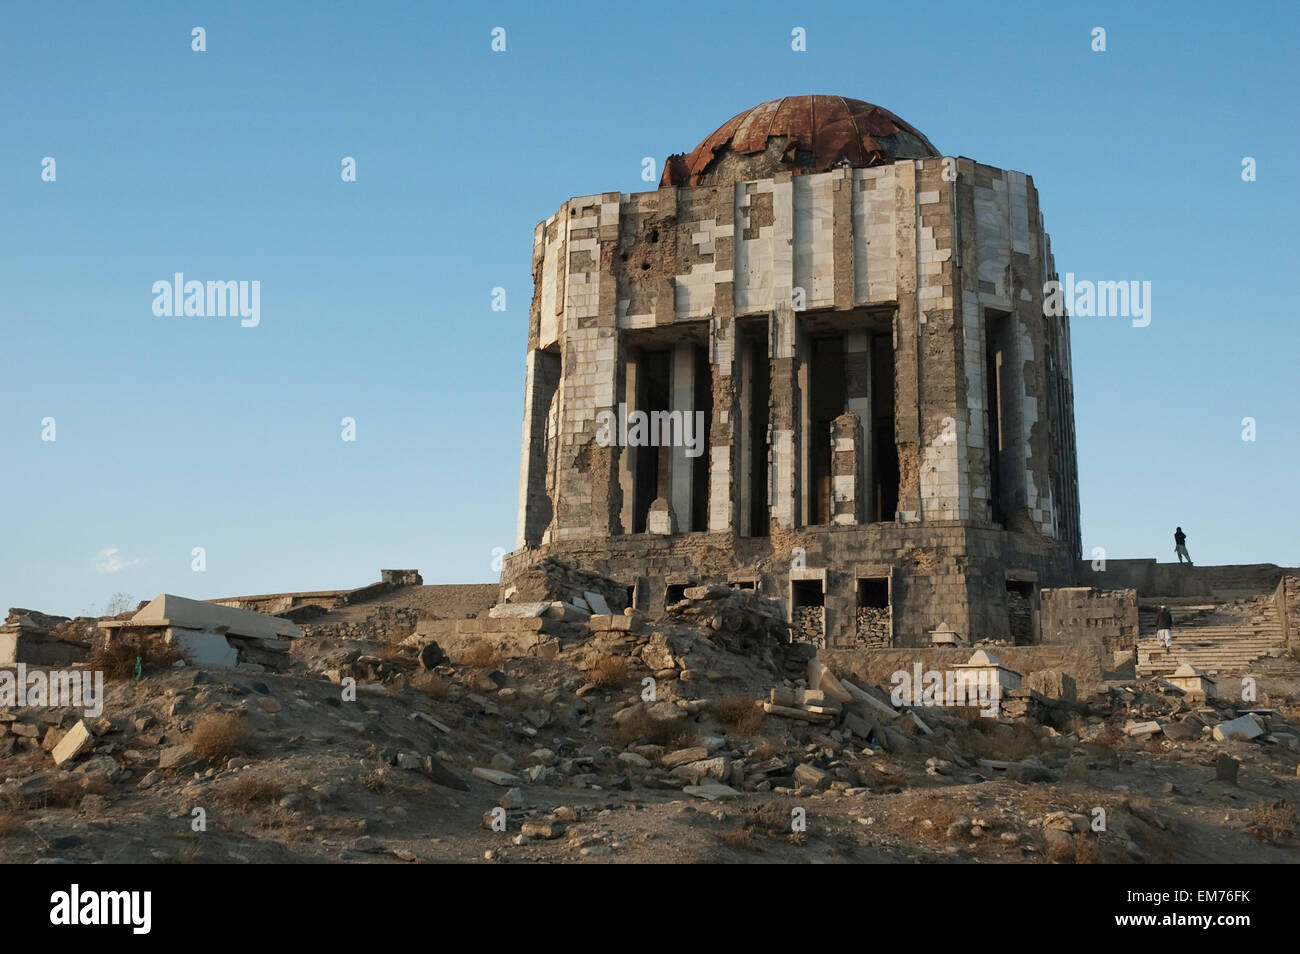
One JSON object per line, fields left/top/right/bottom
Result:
{"left": 2, "top": 1, "right": 1296, "bottom": 616}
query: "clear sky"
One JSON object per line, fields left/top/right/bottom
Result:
{"left": 2, "top": 1, "right": 1296, "bottom": 617}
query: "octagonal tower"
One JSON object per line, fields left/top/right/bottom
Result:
{"left": 504, "top": 95, "right": 1080, "bottom": 649}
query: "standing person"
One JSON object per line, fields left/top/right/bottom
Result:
{"left": 1155, "top": 604, "right": 1173, "bottom": 649}
{"left": 1174, "top": 527, "right": 1193, "bottom": 565}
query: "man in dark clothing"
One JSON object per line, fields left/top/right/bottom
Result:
{"left": 1155, "top": 604, "right": 1173, "bottom": 648}
{"left": 1174, "top": 527, "right": 1192, "bottom": 565}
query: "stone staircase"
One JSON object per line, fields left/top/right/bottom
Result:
{"left": 1135, "top": 594, "right": 1288, "bottom": 676}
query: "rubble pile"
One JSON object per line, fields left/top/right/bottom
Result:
{"left": 1, "top": 608, "right": 97, "bottom": 667}
{"left": 1, "top": 562, "right": 1297, "bottom": 864}
{"left": 502, "top": 557, "right": 628, "bottom": 615}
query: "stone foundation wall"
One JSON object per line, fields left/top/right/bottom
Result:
{"left": 503, "top": 522, "right": 1074, "bottom": 649}
{"left": 1040, "top": 586, "right": 1138, "bottom": 654}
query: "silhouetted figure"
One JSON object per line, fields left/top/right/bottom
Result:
{"left": 1174, "top": 527, "right": 1192, "bottom": 566}
{"left": 1155, "top": 604, "right": 1173, "bottom": 648}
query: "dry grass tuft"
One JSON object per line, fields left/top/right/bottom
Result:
{"left": 89, "top": 633, "right": 189, "bottom": 681}
{"left": 216, "top": 769, "right": 288, "bottom": 810}
{"left": 375, "top": 643, "right": 412, "bottom": 666}
{"left": 359, "top": 767, "right": 392, "bottom": 794}
{"left": 588, "top": 653, "right": 631, "bottom": 689}
{"left": 190, "top": 712, "right": 249, "bottom": 764}
{"left": 716, "top": 827, "right": 755, "bottom": 851}
{"left": 1246, "top": 800, "right": 1296, "bottom": 845}
{"left": 712, "top": 695, "right": 766, "bottom": 734}
{"left": 0, "top": 813, "right": 21, "bottom": 836}
{"left": 617, "top": 709, "right": 694, "bottom": 748}
{"left": 949, "top": 719, "right": 1045, "bottom": 762}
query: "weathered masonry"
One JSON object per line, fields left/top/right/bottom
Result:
{"left": 503, "top": 95, "right": 1081, "bottom": 649}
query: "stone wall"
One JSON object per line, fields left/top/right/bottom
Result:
{"left": 1082, "top": 560, "right": 1297, "bottom": 599}
{"left": 301, "top": 605, "right": 419, "bottom": 643}
{"left": 1282, "top": 576, "right": 1299, "bottom": 659}
{"left": 501, "top": 523, "right": 1074, "bottom": 649}
{"left": 1040, "top": 586, "right": 1138, "bottom": 654}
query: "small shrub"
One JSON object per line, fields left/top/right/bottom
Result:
{"left": 1246, "top": 801, "right": 1296, "bottom": 845}
{"left": 617, "top": 709, "right": 693, "bottom": 748}
{"left": 89, "top": 633, "right": 188, "bottom": 681}
{"left": 190, "top": 713, "right": 249, "bottom": 764}
{"left": 216, "top": 769, "right": 287, "bottom": 811}
{"left": 359, "top": 767, "right": 392, "bottom": 794}
{"left": 741, "top": 802, "right": 793, "bottom": 838}
{"left": 0, "top": 813, "right": 19, "bottom": 837}
{"left": 716, "top": 827, "right": 755, "bottom": 851}
{"left": 712, "top": 695, "right": 765, "bottom": 735}
{"left": 589, "top": 653, "right": 630, "bottom": 689}
{"left": 376, "top": 643, "right": 412, "bottom": 666}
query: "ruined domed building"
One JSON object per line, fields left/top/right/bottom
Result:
{"left": 502, "top": 95, "right": 1081, "bottom": 648}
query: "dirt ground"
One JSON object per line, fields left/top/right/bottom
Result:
{"left": 1, "top": 585, "right": 1297, "bottom": 865}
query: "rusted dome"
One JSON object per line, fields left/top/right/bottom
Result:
{"left": 660, "top": 95, "right": 939, "bottom": 188}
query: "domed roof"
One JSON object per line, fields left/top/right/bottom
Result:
{"left": 661, "top": 95, "right": 939, "bottom": 188}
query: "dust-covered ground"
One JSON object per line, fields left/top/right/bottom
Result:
{"left": 1, "top": 584, "right": 1298, "bottom": 865}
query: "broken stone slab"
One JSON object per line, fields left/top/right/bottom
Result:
{"left": 488, "top": 602, "right": 550, "bottom": 619}
{"left": 793, "top": 763, "right": 830, "bottom": 790}
{"left": 661, "top": 746, "right": 709, "bottom": 768}
{"left": 521, "top": 819, "right": 564, "bottom": 840}
{"left": 800, "top": 703, "right": 842, "bottom": 715}
{"left": 670, "top": 757, "right": 731, "bottom": 783}
{"left": 794, "top": 688, "right": 839, "bottom": 706}
{"left": 840, "top": 678, "right": 900, "bottom": 720}
{"left": 762, "top": 702, "right": 833, "bottom": 724}
{"left": 158, "top": 743, "right": 198, "bottom": 771}
{"left": 51, "top": 720, "right": 93, "bottom": 767}
{"left": 1126, "top": 720, "right": 1162, "bottom": 738}
{"left": 769, "top": 687, "right": 796, "bottom": 707}
{"left": 410, "top": 711, "right": 452, "bottom": 734}
{"left": 1213, "top": 715, "right": 1264, "bottom": 742}
{"left": 842, "top": 711, "right": 876, "bottom": 741}
{"left": 682, "top": 783, "right": 742, "bottom": 801}
{"left": 583, "top": 591, "right": 612, "bottom": 616}
{"left": 544, "top": 601, "right": 590, "bottom": 622}
{"left": 109, "top": 593, "right": 301, "bottom": 640}
{"left": 1161, "top": 720, "right": 1201, "bottom": 742}
{"left": 471, "top": 767, "right": 522, "bottom": 786}
{"left": 807, "top": 659, "right": 853, "bottom": 703}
